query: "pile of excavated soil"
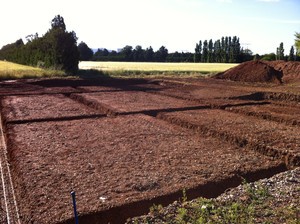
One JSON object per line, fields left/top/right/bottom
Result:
{"left": 264, "top": 60, "right": 300, "bottom": 83}
{"left": 214, "top": 60, "right": 283, "bottom": 83}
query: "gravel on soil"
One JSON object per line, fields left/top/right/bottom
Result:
{"left": 127, "top": 167, "right": 300, "bottom": 223}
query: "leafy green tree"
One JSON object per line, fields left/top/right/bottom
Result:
{"left": 155, "top": 46, "right": 168, "bottom": 62}
{"left": 133, "top": 45, "right": 144, "bottom": 61}
{"left": 0, "top": 15, "right": 79, "bottom": 73}
{"left": 44, "top": 21, "right": 79, "bottom": 73}
{"left": 95, "top": 48, "right": 109, "bottom": 57}
{"left": 295, "top": 32, "right": 300, "bottom": 57}
{"left": 51, "top": 15, "right": 66, "bottom": 31}
{"left": 120, "top": 45, "right": 133, "bottom": 61}
{"left": 78, "top": 41, "right": 94, "bottom": 61}
{"left": 261, "top": 53, "right": 276, "bottom": 61}
{"left": 145, "top": 46, "right": 154, "bottom": 62}
{"left": 168, "top": 51, "right": 181, "bottom": 62}
{"left": 25, "top": 33, "right": 39, "bottom": 42}
{"left": 0, "top": 39, "right": 24, "bottom": 62}
{"left": 240, "top": 48, "right": 253, "bottom": 61}
{"left": 110, "top": 50, "right": 117, "bottom": 56}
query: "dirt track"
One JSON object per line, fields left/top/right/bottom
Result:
{"left": 0, "top": 76, "right": 299, "bottom": 223}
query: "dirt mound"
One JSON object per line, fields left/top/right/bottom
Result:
{"left": 263, "top": 60, "right": 300, "bottom": 83}
{"left": 214, "top": 60, "right": 283, "bottom": 84}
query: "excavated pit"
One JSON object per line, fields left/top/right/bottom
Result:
{"left": 0, "top": 76, "right": 299, "bottom": 223}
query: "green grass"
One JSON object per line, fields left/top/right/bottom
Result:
{"left": 79, "top": 61, "right": 238, "bottom": 78}
{"left": 128, "top": 181, "right": 300, "bottom": 224}
{"left": 0, "top": 60, "right": 65, "bottom": 80}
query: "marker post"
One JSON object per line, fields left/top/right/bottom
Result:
{"left": 71, "top": 191, "right": 79, "bottom": 224}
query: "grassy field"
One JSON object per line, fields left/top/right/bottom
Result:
{"left": 0, "top": 60, "right": 238, "bottom": 80}
{"left": 79, "top": 61, "right": 238, "bottom": 78}
{"left": 0, "top": 60, "right": 65, "bottom": 80}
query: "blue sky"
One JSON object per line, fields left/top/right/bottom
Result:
{"left": 1, "top": 0, "right": 299, "bottom": 55}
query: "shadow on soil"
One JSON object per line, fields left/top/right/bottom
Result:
{"left": 230, "top": 91, "right": 300, "bottom": 103}
{"left": 28, "top": 69, "right": 153, "bottom": 90}
{"left": 4, "top": 114, "right": 107, "bottom": 125}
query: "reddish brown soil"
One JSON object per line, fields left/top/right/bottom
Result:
{"left": 225, "top": 102, "right": 300, "bottom": 126}
{"left": 6, "top": 116, "right": 283, "bottom": 223}
{"left": 214, "top": 60, "right": 300, "bottom": 84}
{"left": 0, "top": 76, "right": 299, "bottom": 223}
{"left": 70, "top": 91, "right": 206, "bottom": 115}
{"left": 158, "top": 109, "right": 300, "bottom": 166}
{"left": 214, "top": 60, "right": 283, "bottom": 83}
{"left": 1, "top": 94, "right": 103, "bottom": 123}
{"left": 0, "top": 80, "right": 79, "bottom": 96}
{"left": 264, "top": 60, "right": 300, "bottom": 83}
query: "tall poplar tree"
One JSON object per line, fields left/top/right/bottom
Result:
{"left": 221, "top": 37, "right": 226, "bottom": 63}
{"left": 208, "top": 39, "right": 214, "bottom": 62}
{"left": 288, "top": 46, "right": 295, "bottom": 61}
{"left": 276, "top": 42, "right": 284, "bottom": 60}
{"left": 202, "top": 40, "right": 208, "bottom": 62}
{"left": 194, "top": 43, "right": 200, "bottom": 62}
{"left": 214, "top": 40, "right": 221, "bottom": 63}
{"left": 198, "top": 40, "right": 202, "bottom": 62}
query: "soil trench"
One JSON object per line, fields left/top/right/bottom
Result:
{"left": 60, "top": 164, "right": 286, "bottom": 224}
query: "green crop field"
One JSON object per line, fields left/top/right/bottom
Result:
{"left": 79, "top": 61, "right": 238, "bottom": 78}
{"left": 0, "top": 60, "right": 65, "bottom": 80}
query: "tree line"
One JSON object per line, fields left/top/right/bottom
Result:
{"left": 78, "top": 43, "right": 195, "bottom": 62}
{"left": 78, "top": 36, "right": 253, "bottom": 63}
{"left": 0, "top": 15, "right": 79, "bottom": 73}
{"left": 96, "top": 45, "right": 169, "bottom": 62}
{"left": 1, "top": 14, "right": 299, "bottom": 73}
{"left": 194, "top": 36, "right": 252, "bottom": 63}
{"left": 254, "top": 40, "right": 300, "bottom": 62}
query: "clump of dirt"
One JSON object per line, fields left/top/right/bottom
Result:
{"left": 263, "top": 60, "right": 300, "bottom": 83}
{"left": 214, "top": 60, "right": 283, "bottom": 84}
